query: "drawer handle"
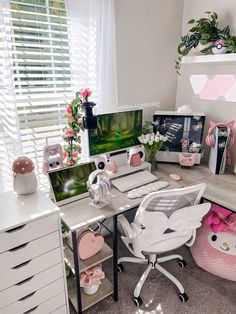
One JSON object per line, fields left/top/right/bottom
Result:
{"left": 19, "top": 291, "right": 36, "bottom": 301}
{"left": 9, "top": 242, "right": 29, "bottom": 252}
{"left": 16, "top": 275, "right": 34, "bottom": 286}
{"left": 23, "top": 306, "right": 39, "bottom": 314}
{"left": 5, "top": 224, "right": 26, "bottom": 233}
{"left": 12, "top": 260, "right": 31, "bottom": 269}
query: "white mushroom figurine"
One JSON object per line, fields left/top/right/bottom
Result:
{"left": 12, "top": 156, "right": 38, "bottom": 194}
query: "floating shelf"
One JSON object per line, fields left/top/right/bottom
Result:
{"left": 64, "top": 243, "right": 113, "bottom": 274}
{"left": 182, "top": 53, "right": 236, "bottom": 64}
{"left": 67, "top": 276, "right": 113, "bottom": 311}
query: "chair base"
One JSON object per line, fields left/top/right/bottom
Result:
{"left": 118, "top": 253, "right": 187, "bottom": 302}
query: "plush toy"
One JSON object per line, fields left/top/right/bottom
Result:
{"left": 191, "top": 204, "right": 236, "bottom": 281}
{"left": 204, "top": 204, "right": 236, "bottom": 233}
{"left": 12, "top": 156, "right": 38, "bottom": 194}
{"left": 42, "top": 143, "right": 64, "bottom": 174}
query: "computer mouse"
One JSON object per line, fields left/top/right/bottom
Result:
{"left": 169, "top": 173, "right": 181, "bottom": 181}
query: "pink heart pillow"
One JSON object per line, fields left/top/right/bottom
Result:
{"left": 77, "top": 229, "right": 104, "bottom": 260}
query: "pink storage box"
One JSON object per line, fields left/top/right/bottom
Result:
{"left": 190, "top": 205, "right": 236, "bottom": 281}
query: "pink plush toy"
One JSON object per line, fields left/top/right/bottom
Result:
{"left": 204, "top": 204, "right": 236, "bottom": 233}
{"left": 191, "top": 204, "right": 236, "bottom": 281}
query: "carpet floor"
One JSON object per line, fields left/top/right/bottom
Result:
{"left": 70, "top": 236, "right": 236, "bottom": 314}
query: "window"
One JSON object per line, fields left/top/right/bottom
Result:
{"left": 0, "top": 0, "right": 117, "bottom": 192}
{"left": 9, "top": 0, "right": 72, "bottom": 188}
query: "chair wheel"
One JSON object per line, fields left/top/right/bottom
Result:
{"left": 117, "top": 263, "right": 124, "bottom": 272}
{"left": 133, "top": 296, "right": 143, "bottom": 307}
{"left": 178, "top": 259, "right": 187, "bottom": 268}
{"left": 178, "top": 292, "right": 188, "bottom": 303}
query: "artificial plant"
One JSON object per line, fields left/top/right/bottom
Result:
{"left": 62, "top": 89, "right": 93, "bottom": 166}
{"left": 175, "top": 12, "right": 230, "bottom": 74}
{"left": 226, "top": 35, "right": 236, "bottom": 53}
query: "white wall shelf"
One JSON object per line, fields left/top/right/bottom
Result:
{"left": 182, "top": 53, "right": 236, "bottom": 64}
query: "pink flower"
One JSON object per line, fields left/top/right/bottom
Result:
{"left": 68, "top": 116, "right": 75, "bottom": 122}
{"left": 72, "top": 151, "right": 78, "bottom": 158}
{"left": 65, "top": 127, "right": 75, "bottom": 136}
{"left": 66, "top": 105, "right": 72, "bottom": 115}
{"left": 67, "top": 159, "right": 74, "bottom": 166}
{"left": 80, "top": 88, "right": 92, "bottom": 98}
{"left": 63, "top": 151, "right": 68, "bottom": 159}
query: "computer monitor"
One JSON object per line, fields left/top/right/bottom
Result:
{"left": 48, "top": 161, "right": 96, "bottom": 206}
{"left": 88, "top": 109, "right": 143, "bottom": 156}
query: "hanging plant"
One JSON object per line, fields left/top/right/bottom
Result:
{"left": 62, "top": 89, "right": 93, "bottom": 166}
{"left": 62, "top": 92, "right": 83, "bottom": 166}
{"left": 175, "top": 12, "right": 230, "bottom": 74}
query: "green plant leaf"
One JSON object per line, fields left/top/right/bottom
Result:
{"left": 188, "top": 19, "right": 195, "bottom": 24}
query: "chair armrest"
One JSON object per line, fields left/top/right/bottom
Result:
{"left": 118, "top": 214, "right": 135, "bottom": 238}
{"left": 185, "top": 230, "right": 196, "bottom": 247}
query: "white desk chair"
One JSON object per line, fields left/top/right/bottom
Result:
{"left": 118, "top": 183, "right": 211, "bottom": 306}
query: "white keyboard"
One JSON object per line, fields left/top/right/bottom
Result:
{"left": 127, "top": 181, "right": 169, "bottom": 199}
{"left": 111, "top": 170, "right": 157, "bottom": 192}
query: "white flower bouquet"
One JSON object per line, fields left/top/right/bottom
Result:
{"left": 138, "top": 132, "right": 167, "bottom": 170}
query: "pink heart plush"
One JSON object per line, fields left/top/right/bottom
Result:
{"left": 77, "top": 231, "right": 104, "bottom": 260}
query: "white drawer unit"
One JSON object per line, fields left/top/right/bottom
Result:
{"left": 0, "top": 190, "right": 69, "bottom": 314}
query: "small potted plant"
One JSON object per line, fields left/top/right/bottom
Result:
{"left": 80, "top": 265, "right": 105, "bottom": 295}
{"left": 175, "top": 12, "right": 230, "bottom": 74}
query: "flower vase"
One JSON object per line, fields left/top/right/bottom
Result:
{"left": 147, "top": 151, "right": 158, "bottom": 172}
{"left": 83, "top": 283, "right": 99, "bottom": 295}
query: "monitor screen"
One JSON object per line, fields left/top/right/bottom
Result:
{"left": 88, "top": 110, "right": 143, "bottom": 156}
{"left": 48, "top": 162, "right": 96, "bottom": 205}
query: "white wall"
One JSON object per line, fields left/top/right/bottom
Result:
{"left": 176, "top": 0, "right": 236, "bottom": 166}
{"left": 115, "top": 0, "right": 184, "bottom": 111}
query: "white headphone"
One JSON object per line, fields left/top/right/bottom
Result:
{"left": 87, "top": 170, "right": 110, "bottom": 205}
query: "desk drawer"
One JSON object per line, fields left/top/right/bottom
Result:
{"left": 0, "top": 247, "right": 62, "bottom": 291}
{"left": 0, "top": 278, "right": 65, "bottom": 314}
{"left": 0, "top": 214, "right": 58, "bottom": 254}
{"left": 0, "top": 231, "right": 60, "bottom": 273}
{"left": 51, "top": 305, "right": 67, "bottom": 314}
{"left": 0, "top": 263, "right": 63, "bottom": 309}
{"left": 20, "top": 292, "right": 66, "bottom": 314}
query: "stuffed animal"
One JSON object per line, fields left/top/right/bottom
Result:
{"left": 191, "top": 205, "right": 236, "bottom": 281}
{"left": 12, "top": 156, "right": 38, "bottom": 194}
{"left": 42, "top": 143, "right": 64, "bottom": 174}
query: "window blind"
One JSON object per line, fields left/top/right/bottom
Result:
{"left": 9, "top": 0, "right": 73, "bottom": 189}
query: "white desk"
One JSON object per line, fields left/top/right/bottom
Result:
{"left": 60, "top": 163, "right": 236, "bottom": 313}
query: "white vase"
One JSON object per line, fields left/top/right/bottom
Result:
{"left": 83, "top": 283, "right": 99, "bottom": 295}
{"left": 191, "top": 42, "right": 212, "bottom": 56}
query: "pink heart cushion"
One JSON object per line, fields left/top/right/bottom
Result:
{"left": 77, "top": 230, "right": 104, "bottom": 260}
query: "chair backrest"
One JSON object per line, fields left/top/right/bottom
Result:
{"left": 131, "top": 183, "right": 210, "bottom": 256}
{"left": 135, "top": 183, "right": 206, "bottom": 224}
